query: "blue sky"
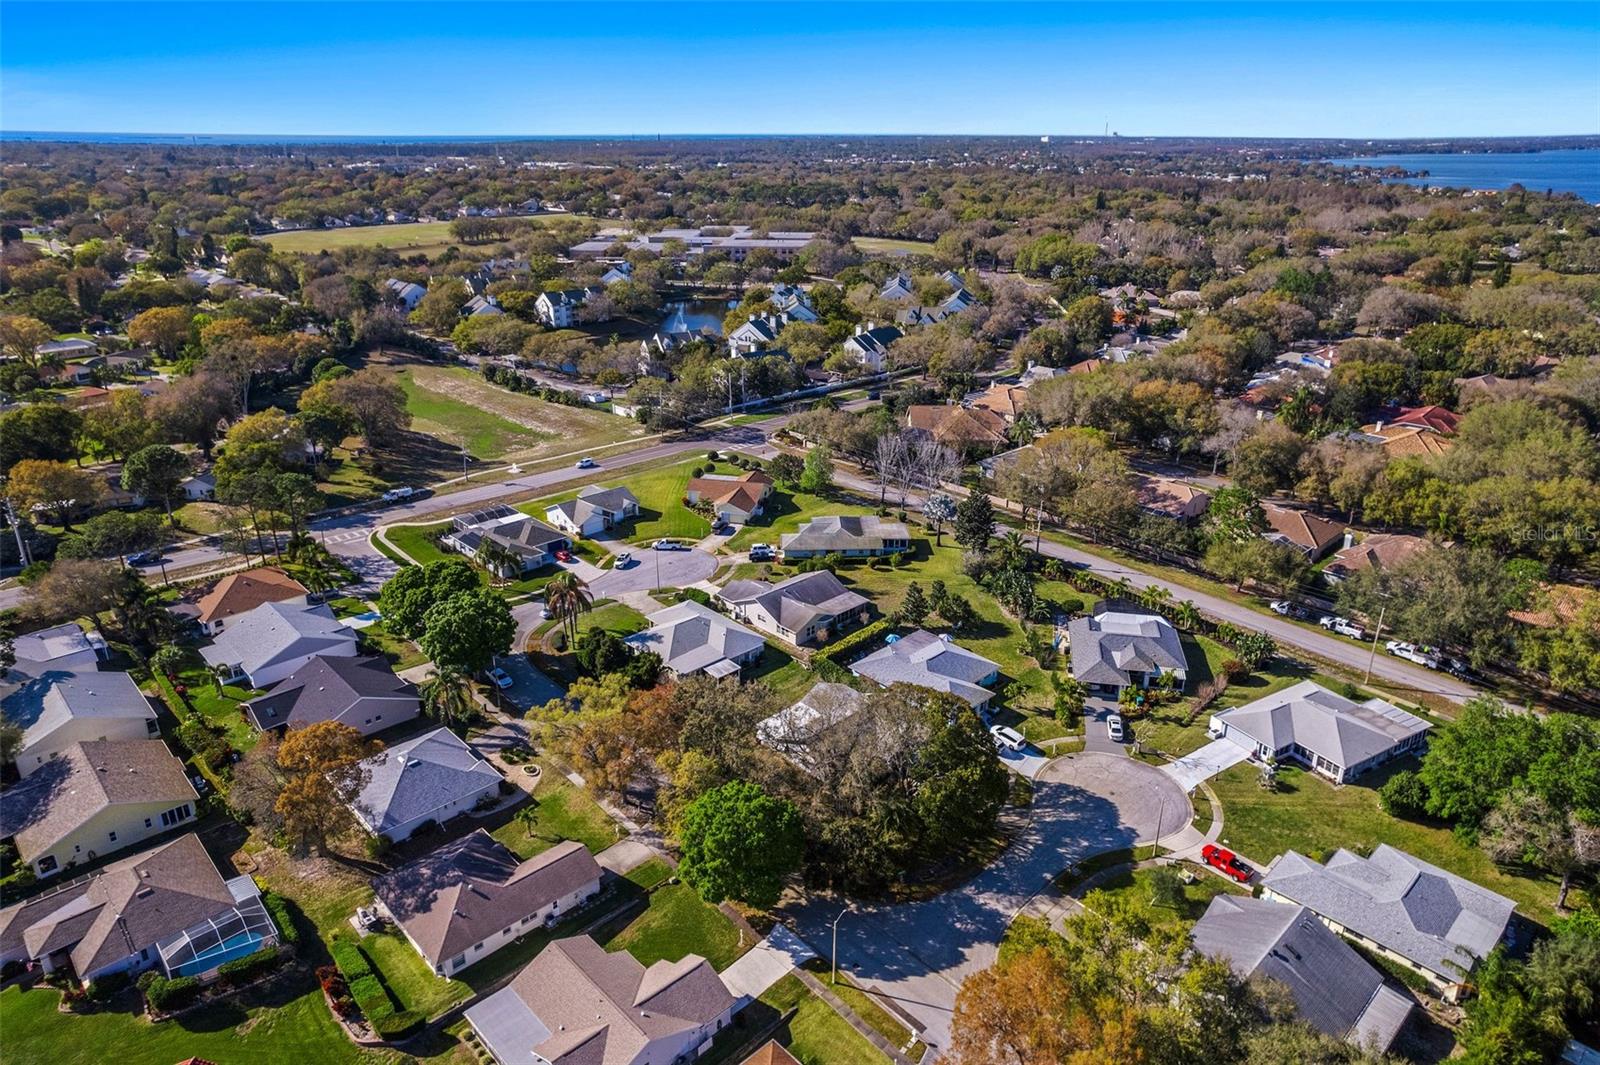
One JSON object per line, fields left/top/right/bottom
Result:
{"left": 2, "top": 2, "right": 1596, "bottom": 137}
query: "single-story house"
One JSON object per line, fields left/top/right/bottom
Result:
{"left": 464, "top": 934, "right": 736, "bottom": 1065}
{"left": 350, "top": 727, "right": 504, "bottom": 843}
{"left": 851, "top": 629, "right": 1001, "bottom": 713}
{"left": 34, "top": 338, "right": 99, "bottom": 360}
{"left": 2, "top": 739, "right": 197, "bottom": 878}
{"left": 1191, "top": 894, "right": 1413, "bottom": 1053}
{"left": 743, "top": 1043, "right": 802, "bottom": 1065}
{"left": 625, "top": 601, "right": 766, "bottom": 680}
{"left": 1352, "top": 422, "right": 1455, "bottom": 459}
{"left": 966, "top": 384, "right": 1029, "bottom": 424}
{"left": 6, "top": 670, "right": 158, "bottom": 779}
{"left": 193, "top": 566, "right": 309, "bottom": 636}
{"left": 905, "top": 404, "right": 1010, "bottom": 452}
{"left": 780, "top": 515, "right": 910, "bottom": 560}
{"left": 1132, "top": 474, "right": 1211, "bottom": 523}
{"left": 1385, "top": 404, "right": 1461, "bottom": 437}
{"left": 444, "top": 504, "right": 572, "bottom": 574}
{"left": 684, "top": 471, "right": 773, "bottom": 525}
{"left": 373, "top": 830, "right": 603, "bottom": 976}
{"left": 1323, "top": 533, "right": 1435, "bottom": 584}
{"left": 1208, "top": 680, "right": 1429, "bottom": 784}
{"left": 199, "top": 601, "right": 358, "bottom": 690}
{"left": 384, "top": 279, "right": 427, "bottom": 311}
{"left": 756, "top": 682, "right": 872, "bottom": 774}
{"left": 1067, "top": 609, "right": 1188, "bottom": 697}
{"left": 1260, "top": 844, "right": 1516, "bottom": 1001}
{"left": 1261, "top": 504, "right": 1346, "bottom": 560}
{"left": 842, "top": 323, "right": 903, "bottom": 371}
{"left": 715, "top": 571, "right": 870, "bottom": 646}
{"left": 0, "top": 832, "right": 278, "bottom": 986}
{"left": 543, "top": 484, "right": 640, "bottom": 539}
{"left": 181, "top": 471, "right": 216, "bottom": 501}
{"left": 244, "top": 654, "right": 420, "bottom": 736}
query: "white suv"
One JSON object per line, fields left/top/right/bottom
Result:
{"left": 988, "top": 724, "right": 1026, "bottom": 752}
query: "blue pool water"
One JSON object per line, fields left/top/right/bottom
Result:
{"left": 171, "top": 931, "right": 267, "bottom": 977}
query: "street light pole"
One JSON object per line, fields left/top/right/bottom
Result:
{"left": 831, "top": 905, "right": 850, "bottom": 985}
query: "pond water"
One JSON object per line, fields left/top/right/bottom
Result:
{"left": 659, "top": 299, "right": 735, "bottom": 336}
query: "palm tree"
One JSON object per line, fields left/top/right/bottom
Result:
{"left": 1142, "top": 585, "right": 1172, "bottom": 613}
{"left": 420, "top": 668, "right": 476, "bottom": 727}
{"left": 476, "top": 541, "right": 519, "bottom": 587}
{"left": 1173, "top": 600, "right": 1201, "bottom": 632}
{"left": 515, "top": 800, "right": 542, "bottom": 841}
{"left": 299, "top": 552, "right": 338, "bottom": 601}
{"left": 544, "top": 571, "right": 592, "bottom": 645}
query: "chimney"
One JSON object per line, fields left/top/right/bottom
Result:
{"left": 1373, "top": 420, "right": 1384, "bottom": 432}
{"left": 1343, "top": 530, "right": 1355, "bottom": 549}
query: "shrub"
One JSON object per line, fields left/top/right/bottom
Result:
{"left": 676, "top": 587, "right": 711, "bottom": 606}
{"left": 217, "top": 946, "right": 281, "bottom": 987}
{"left": 1184, "top": 678, "right": 1230, "bottom": 725}
{"left": 372, "top": 1008, "right": 426, "bottom": 1040}
{"left": 703, "top": 461, "right": 715, "bottom": 473}
{"left": 813, "top": 619, "right": 894, "bottom": 669}
{"left": 1379, "top": 769, "right": 1431, "bottom": 819}
{"left": 144, "top": 974, "right": 201, "bottom": 1012}
{"left": 330, "top": 937, "right": 373, "bottom": 981}
{"left": 1221, "top": 658, "right": 1249, "bottom": 681}
{"left": 690, "top": 466, "right": 703, "bottom": 478}
{"left": 364, "top": 833, "right": 392, "bottom": 860}
{"left": 136, "top": 970, "right": 161, "bottom": 992}
{"left": 549, "top": 629, "right": 567, "bottom": 652}
{"left": 707, "top": 450, "right": 720, "bottom": 461}
{"left": 87, "top": 970, "right": 131, "bottom": 1001}
{"left": 262, "top": 890, "right": 301, "bottom": 946}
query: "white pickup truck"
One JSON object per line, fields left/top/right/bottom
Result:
{"left": 1319, "top": 615, "right": 1366, "bottom": 640}
{"left": 1385, "top": 641, "right": 1442, "bottom": 669}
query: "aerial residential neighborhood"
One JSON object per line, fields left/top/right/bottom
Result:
{"left": 0, "top": 8, "right": 1596, "bottom": 1065}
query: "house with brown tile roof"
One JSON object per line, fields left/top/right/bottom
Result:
{"left": 685, "top": 470, "right": 773, "bottom": 525}
{"left": 1132, "top": 474, "right": 1212, "bottom": 522}
{"left": 464, "top": 934, "right": 736, "bottom": 1065}
{"left": 1261, "top": 504, "right": 1347, "bottom": 560}
{"left": 905, "top": 404, "right": 1009, "bottom": 452}
{"left": 1, "top": 739, "right": 197, "bottom": 878}
{"left": 1386, "top": 404, "right": 1462, "bottom": 436}
{"left": 1324, "top": 533, "right": 1435, "bottom": 584}
{"left": 373, "top": 830, "right": 602, "bottom": 976}
{"left": 1358, "top": 423, "right": 1456, "bottom": 459}
{"left": 194, "top": 567, "right": 308, "bottom": 635}
{"left": 966, "top": 383, "right": 1029, "bottom": 424}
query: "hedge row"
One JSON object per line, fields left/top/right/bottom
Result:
{"left": 813, "top": 619, "right": 894, "bottom": 668}
{"left": 330, "top": 936, "right": 423, "bottom": 1041}
{"left": 138, "top": 971, "right": 201, "bottom": 1012}
{"left": 261, "top": 890, "right": 301, "bottom": 946}
{"left": 217, "top": 946, "right": 282, "bottom": 987}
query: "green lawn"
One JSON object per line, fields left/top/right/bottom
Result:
{"left": 385, "top": 521, "right": 455, "bottom": 566}
{"left": 0, "top": 983, "right": 432, "bottom": 1065}
{"left": 1210, "top": 759, "right": 1565, "bottom": 927}
{"left": 170, "top": 664, "right": 263, "bottom": 752}
{"left": 746, "top": 645, "right": 819, "bottom": 706}
{"left": 800, "top": 960, "right": 924, "bottom": 1060}
{"left": 603, "top": 882, "right": 749, "bottom": 972}
{"left": 1081, "top": 865, "right": 1248, "bottom": 933}
{"left": 537, "top": 456, "right": 713, "bottom": 544}
{"left": 625, "top": 858, "right": 675, "bottom": 890}
{"left": 358, "top": 619, "right": 428, "bottom": 671}
{"left": 347, "top": 928, "right": 471, "bottom": 1017}
{"left": 1132, "top": 638, "right": 1313, "bottom": 758}
{"left": 392, "top": 364, "right": 642, "bottom": 462}
{"left": 489, "top": 765, "right": 623, "bottom": 859}
{"left": 576, "top": 601, "right": 649, "bottom": 638}
{"left": 756, "top": 974, "right": 890, "bottom": 1065}
{"left": 724, "top": 485, "right": 877, "bottom": 551}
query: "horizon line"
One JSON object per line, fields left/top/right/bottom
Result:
{"left": 4, "top": 130, "right": 1600, "bottom": 144}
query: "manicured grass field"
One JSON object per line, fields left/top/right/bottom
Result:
{"left": 754, "top": 974, "right": 891, "bottom": 1065}
{"left": 0, "top": 983, "right": 432, "bottom": 1065}
{"left": 171, "top": 664, "right": 263, "bottom": 752}
{"left": 799, "top": 959, "right": 924, "bottom": 1060}
{"left": 352, "top": 928, "right": 471, "bottom": 1017}
{"left": 357, "top": 619, "right": 428, "bottom": 671}
{"left": 1209, "top": 759, "right": 1564, "bottom": 926}
{"left": 576, "top": 601, "right": 649, "bottom": 637}
{"left": 724, "top": 483, "right": 877, "bottom": 551}
{"left": 489, "top": 765, "right": 623, "bottom": 859}
{"left": 1081, "top": 864, "right": 1248, "bottom": 933}
{"left": 603, "top": 882, "right": 749, "bottom": 972}
{"left": 384, "top": 521, "right": 454, "bottom": 566}
{"left": 851, "top": 235, "right": 939, "bottom": 257}
{"left": 392, "top": 364, "right": 643, "bottom": 462}
{"left": 537, "top": 456, "right": 712, "bottom": 544}
{"left": 262, "top": 215, "right": 599, "bottom": 256}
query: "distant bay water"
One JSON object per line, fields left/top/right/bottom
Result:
{"left": 1325, "top": 149, "right": 1600, "bottom": 203}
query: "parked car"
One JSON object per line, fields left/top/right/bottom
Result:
{"left": 989, "top": 724, "right": 1026, "bottom": 752}
{"left": 1269, "top": 600, "right": 1308, "bottom": 619}
{"left": 128, "top": 550, "right": 162, "bottom": 566}
{"left": 1202, "top": 844, "right": 1253, "bottom": 883}
{"left": 653, "top": 539, "right": 683, "bottom": 551}
{"left": 574, "top": 457, "right": 597, "bottom": 469}
{"left": 381, "top": 486, "right": 414, "bottom": 503}
{"left": 555, "top": 549, "right": 574, "bottom": 563}
{"left": 749, "top": 544, "right": 775, "bottom": 561}
{"left": 539, "top": 603, "right": 553, "bottom": 620}
{"left": 615, "top": 551, "right": 633, "bottom": 568}
{"left": 1443, "top": 656, "right": 1475, "bottom": 680}
{"left": 485, "top": 667, "right": 514, "bottom": 690}
{"left": 1319, "top": 615, "right": 1366, "bottom": 640}
{"left": 189, "top": 774, "right": 212, "bottom": 797}
{"left": 1385, "top": 640, "right": 1442, "bottom": 669}
{"left": 1106, "top": 714, "right": 1125, "bottom": 742}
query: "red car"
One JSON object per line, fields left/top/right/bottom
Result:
{"left": 555, "top": 549, "right": 573, "bottom": 563}
{"left": 1202, "top": 844, "right": 1252, "bottom": 883}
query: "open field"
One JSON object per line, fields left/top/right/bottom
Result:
{"left": 262, "top": 215, "right": 598, "bottom": 256}
{"left": 602, "top": 882, "right": 750, "bottom": 972}
{"left": 851, "top": 235, "right": 940, "bottom": 257}
{"left": 530, "top": 455, "right": 717, "bottom": 543}
{"left": 1209, "top": 758, "right": 1568, "bottom": 926}
{"left": 390, "top": 364, "right": 644, "bottom": 462}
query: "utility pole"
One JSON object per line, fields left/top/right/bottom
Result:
{"left": 1363, "top": 600, "right": 1389, "bottom": 685}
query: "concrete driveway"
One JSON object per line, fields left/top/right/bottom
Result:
{"left": 493, "top": 653, "right": 563, "bottom": 713}
{"left": 590, "top": 547, "right": 716, "bottom": 596}
{"left": 1161, "top": 736, "right": 1253, "bottom": 792}
{"left": 1083, "top": 696, "right": 1127, "bottom": 755}
{"left": 783, "top": 752, "right": 1191, "bottom": 1056}
{"left": 996, "top": 745, "right": 1050, "bottom": 779}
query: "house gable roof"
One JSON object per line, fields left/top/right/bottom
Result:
{"left": 779, "top": 515, "right": 909, "bottom": 554}
{"left": 851, "top": 630, "right": 999, "bottom": 708}
{"left": 719, "top": 571, "right": 869, "bottom": 634}
{"left": 243, "top": 654, "right": 418, "bottom": 732}
{"left": 1212, "top": 680, "right": 1429, "bottom": 772}
{"left": 353, "top": 728, "right": 502, "bottom": 835}
{"left": 199, "top": 601, "right": 356, "bottom": 679}
{"left": 1324, "top": 533, "right": 1434, "bottom": 581}
{"left": 195, "top": 567, "right": 308, "bottom": 626}
{"left": 624, "top": 601, "right": 765, "bottom": 676}
{"left": 1262, "top": 504, "right": 1346, "bottom": 555}
{"left": 1067, "top": 610, "right": 1187, "bottom": 687}
{"left": 905, "top": 404, "right": 1009, "bottom": 446}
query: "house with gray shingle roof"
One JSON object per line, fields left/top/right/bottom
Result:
{"left": 878, "top": 273, "right": 915, "bottom": 302}
{"left": 5, "top": 667, "right": 158, "bottom": 779}
{"left": 464, "top": 934, "right": 736, "bottom": 1065}
{"left": 373, "top": 830, "right": 602, "bottom": 976}
{"left": 625, "top": 601, "right": 766, "bottom": 680}
{"left": 1260, "top": 844, "right": 1516, "bottom": 1001}
{"left": 715, "top": 571, "right": 870, "bottom": 647}
{"left": 544, "top": 484, "right": 640, "bottom": 539}
{"left": 243, "top": 654, "right": 420, "bottom": 736}
{"left": 756, "top": 682, "right": 874, "bottom": 774}
{"left": 1208, "top": 680, "right": 1429, "bottom": 784}
{"left": 1067, "top": 608, "right": 1188, "bottom": 697}
{"left": 199, "top": 601, "right": 357, "bottom": 689}
{"left": 851, "top": 630, "right": 1000, "bottom": 713}
{"left": 842, "top": 323, "right": 903, "bottom": 371}
{"left": 1192, "top": 894, "right": 1413, "bottom": 1052}
{"left": 0, "top": 832, "right": 278, "bottom": 986}
{"left": 1, "top": 739, "right": 196, "bottom": 878}
{"left": 779, "top": 515, "right": 910, "bottom": 560}
{"left": 350, "top": 728, "right": 504, "bottom": 843}
{"left": 445, "top": 504, "right": 573, "bottom": 573}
